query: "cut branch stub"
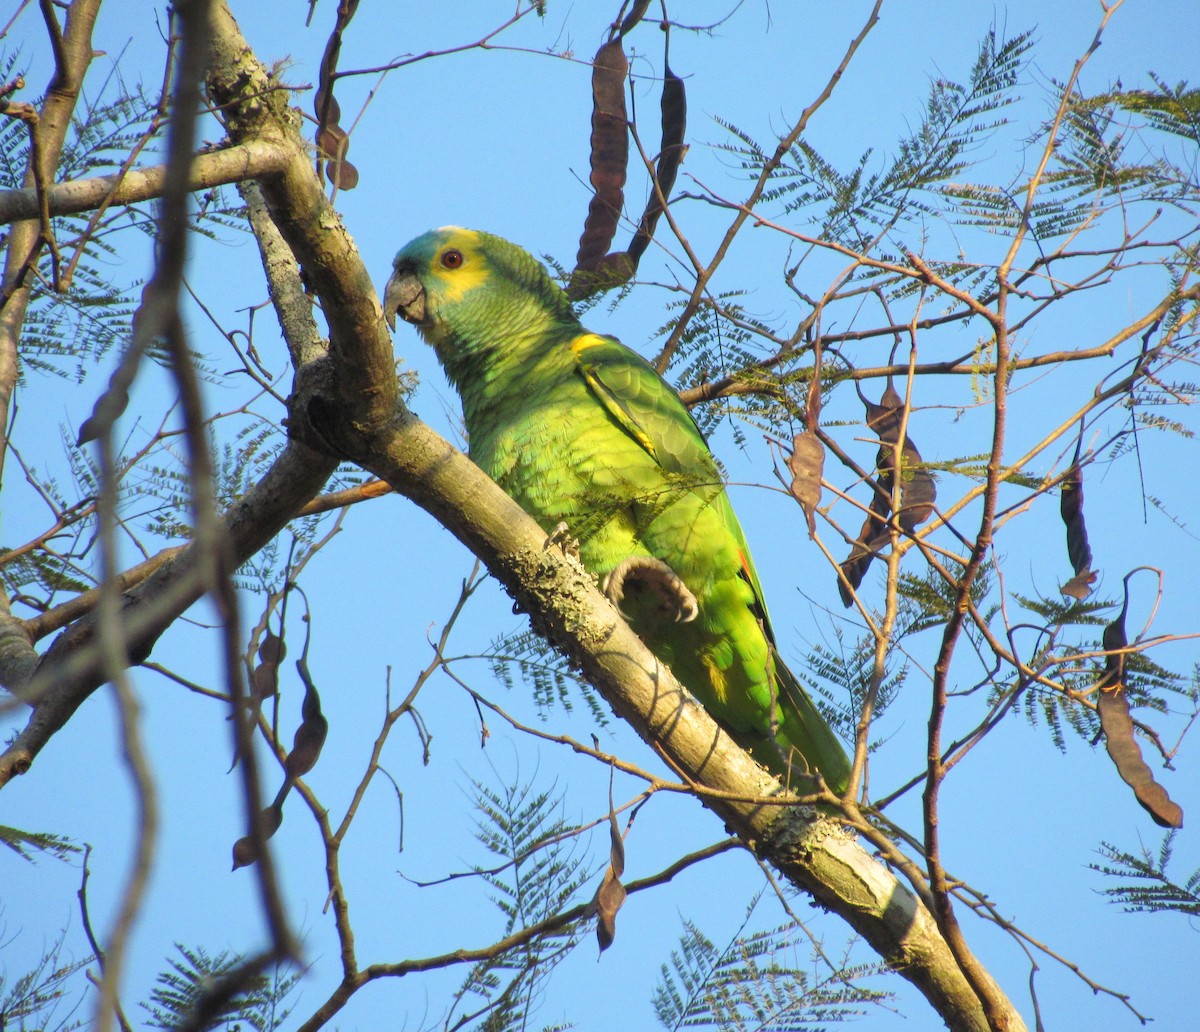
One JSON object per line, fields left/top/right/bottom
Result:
{"left": 1096, "top": 610, "right": 1184, "bottom": 828}
{"left": 1059, "top": 441, "right": 1096, "bottom": 599}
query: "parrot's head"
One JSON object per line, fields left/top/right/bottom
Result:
{"left": 384, "top": 227, "right": 578, "bottom": 367}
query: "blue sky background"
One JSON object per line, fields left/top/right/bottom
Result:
{"left": 3, "top": 2, "right": 1198, "bottom": 1030}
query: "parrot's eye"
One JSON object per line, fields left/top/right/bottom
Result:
{"left": 440, "top": 249, "right": 464, "bottom": 269}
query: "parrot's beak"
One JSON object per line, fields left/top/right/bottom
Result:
{"left": 383, "top": 269, "right": 426, "bottom": 331}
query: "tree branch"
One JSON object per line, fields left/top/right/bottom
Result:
{"left": 0, "top": 138, "right": 291, "bottom": 225}
{"left": 0, "top": 438, "right": 335, "bottom": 783}
{"left": 0, "top": 0, "right": 102, "bottom": 481}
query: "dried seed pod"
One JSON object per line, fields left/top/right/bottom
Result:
{"left": 787, "top": 431, "right": 824, "bottom": 538}
{"left": 1096, "top": 610, "right": 1183, "bottom": 828}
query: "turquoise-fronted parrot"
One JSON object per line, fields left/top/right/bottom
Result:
{"left": 384, "top": 227, "right": 850, "bottom": 794}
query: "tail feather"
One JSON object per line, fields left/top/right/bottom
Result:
{"left": 772, "top": 650, "right": 852, "bottom": 795}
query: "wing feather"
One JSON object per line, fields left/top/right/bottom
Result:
{"left": 569, "top": 333, "right": 711, "bottom": 475}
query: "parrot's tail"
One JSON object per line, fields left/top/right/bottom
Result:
{"left": 771, "top": 651, "right": 852, "bottom": 796}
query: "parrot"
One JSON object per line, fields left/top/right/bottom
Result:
{"left": 384, "top": 227, "right": 850, "bottom": 794}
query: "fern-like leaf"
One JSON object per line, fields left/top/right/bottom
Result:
{"left": 141, "top": 943, "right": 298, "bottom": 1031}
{"left": 1091, "top": 833, "right": 1200, "bottom": 917}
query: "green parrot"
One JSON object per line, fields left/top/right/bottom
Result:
{"left": 384, "top": 227, "right": 850, "bottom": 794}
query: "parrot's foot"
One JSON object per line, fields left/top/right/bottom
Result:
{"left": 543, "top": 521, "right": 581, "bottom": 559}
{"left": 602, "top": 556, "right": 698, "bottom": 623}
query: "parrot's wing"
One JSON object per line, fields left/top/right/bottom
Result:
{"left": 569, "top": 333, "right": 715, "bottom": 478}
{"left": 569, "top": 331, "right": 777, "bottom": 632}
{"left": 567, "top": 339, "right": 850, "bottom": 792}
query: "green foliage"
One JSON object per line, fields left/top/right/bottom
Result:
{"left": 1021, "top": 674, "right": 1096, "bottom": 753}
{"left": 216, "top": 423, "right": 286, "bottom": 513}
{"left": 485, "top": 627, "right": 609, "bottom": 727}
{"left": 0, "top": 824, "right": 79, "bottom": 863}
{"left": 232, "top": 461, "right": 367, "bottom": 590}
{"left": 651, "top": 292, "right": 769, "bottom": 436}
{"left": 545, "top": 250, "right": 635, "bottom": 319}
{"left": 10, "top": 89, "right": 157, "bottom": 381}
{"left": 1091, "top": 832, "right": 1200, "bottom": 918}
{"left": 0, "top": 548, "right": 92, "bottom": 601}
{"left": 1006, "top": 597, "right": 1196, "bottom": 752}
{"left": 755, "top": 28, "right": 1033, "bottom": 249}
{"left": 0, "top": 427, "right": 100, "bottom": 603}
{"left": 913, "top": 452, "right": 1043, "bottom": 491}
{"left": 1009, "top": 592, "right": 1112, "bottom": 627}
{"left": 7, "top": 79, "right": 243, "bottom": 383}
{"left": 447, "top": 776, "right": 589, "bottom": 1031}
{"left": 651, "top": 896, "right": 886, "bottom": 1030}
{"left": 1022, "top": 89, "right": 1191, "bottom": 241}
{"left": 793, "top": 629, "right": 906, "bottom": 747}
{"left": 1102, "top": 76, "right": 1200, "bottom": 213}
{"left": 20, "top": 274, "right": 142, "bottom": 383}
{"left": 1127, "top": 271, "right": 1200, "bottom": 437}
{"left": 1110, "top": 77, "right": 1200, "bottom": 146}
{"left": 139, "top": 421, "right": 346, "bottom": 547}
{"left": 141, "top": 944, "right": 298, "bottom": 1031}
{"left": 61, "top": 88, "right": 160, "bottom": 181}
{"left": 944, "top": 74, "right": 1200, "bottom": 250}
{"left": 895, "top": 564, "right": 996, "bottom": 638}
{"left": 1116, "top": 648, "right": 1194, "bottom": 715}
{"left": 0, "top": 931, "right": 91, "bottom": 1032}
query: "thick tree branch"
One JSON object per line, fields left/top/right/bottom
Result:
{"left": 0, "top": 438, "right": 335, "bottom": 783}
{"left": 205, "top": 2, "right": 395, "bottom": 436}
{"left": 0, "top": 138, "right": 291, "bottom": 225}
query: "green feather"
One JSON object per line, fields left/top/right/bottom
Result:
{"left": 388, "top": 227, "right": 850, "bottom": 794}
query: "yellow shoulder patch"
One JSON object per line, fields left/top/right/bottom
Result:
{"left": 569, "top": 333, "right": 608, "bottom": 356}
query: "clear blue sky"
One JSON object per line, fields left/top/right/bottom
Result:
{"left": 4, "top": 2, "right": 1198, "bottom": 1030}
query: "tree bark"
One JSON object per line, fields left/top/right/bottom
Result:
{"left": 0, "top": 139, "right": 291, "bottom": 224}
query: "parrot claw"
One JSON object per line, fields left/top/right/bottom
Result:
{"left": 602, "top": 556, "right": 698, "bottom": 623}
{"left": 543, "top": 521, "right": 580, "bottom": 559}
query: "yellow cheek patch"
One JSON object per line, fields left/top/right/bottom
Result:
{"left": 427, "top": 227, "right": 490, "bottom": 303}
